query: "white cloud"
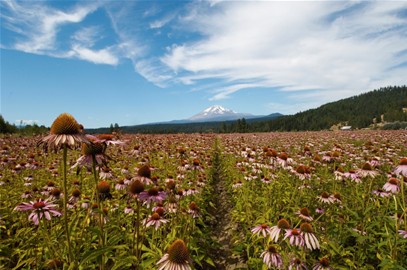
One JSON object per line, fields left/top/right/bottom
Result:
{"left": 15, "top": 119, "right": 40, "bottom": 126}
{"left": 157, "top": 1, "right": 407, "bottom": 101}
{"left": 70, "top": 45, "right": 119, "bottom": 65}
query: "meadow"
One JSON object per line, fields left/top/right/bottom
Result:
{"left": 0, "top": 115, "right": 406, "bottom": 269}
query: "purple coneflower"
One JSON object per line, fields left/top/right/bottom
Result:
{"left": 157, "top": 239, "right": 192, "bottom": 270}
{"left": 71, "top": 141, "right": 108, "bottom": 172}
{"left": 188, "top": 202, "right": 200, "bottom": 218}
{"left": 270, "top": 218, "right": 291, "bottom": 242}
{"left": 288, "top": 258, "right": 308, "bottom": 270}
{"left": 344, "top": 169, "right": 361, "bottom": 183}
{"left": 372, "top": 188, "right": 391, "bottom": 197}
{"left": 296, "top": 207, "right": 313, "bottom": 222}
{"left": 115, "top": 179, "right": 127, "bottom": 190}
{"left": 300, "top": 223, "right": 320, "bottom": 250}
{"left": 144, "top": 212, "right": 169, "bottom": 229}
{"left": 124, "top": 205, "right": 134, "bottom": 214}
{"left": 317, "top": 192, "right": 334, "bottom": 204}
{"left": 312, "top": 258, "right": 332, "bottom": 270}
{"left": 138, "top": 187, "right": 167, "bottom": 205}
{"left": 383, "top": 178, "right": 400, "bottom": 193}
{"left": 398, "top": 230, "right": 407, "bottom": 238}
{"left": 393, "top": 158, "right": 407, "bottom": 177}
{"left": 37, "top": 113, "right": 88, "bottom": 150}
{"left": 357, "top": 162, "right": 379, "bottom": 178}
{"left": 284, "top": 228, "right": 304, "bottom": 247}
{"left": 14, "top": 198, "right": 61, "bottom": 225}
{"left": 260, "top": 245, "right": 283, "bottom": 269}
{"left": 252, "top": 223, "right": 272, "bottom": 238}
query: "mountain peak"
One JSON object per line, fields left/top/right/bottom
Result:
{"left": 188, "top": 105, "right": 251, "bottom": 122}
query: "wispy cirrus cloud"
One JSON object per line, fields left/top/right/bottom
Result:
{"left": 1, "top": 0, "right": 119, "bottom": 65}
{"left": 155, "top": 1, "right": 407, "bottom": 101}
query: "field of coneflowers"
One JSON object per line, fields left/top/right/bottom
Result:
{"left": 0, "top": 114, "right": 406, "bottom": 269}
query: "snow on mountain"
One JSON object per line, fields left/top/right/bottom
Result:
{"left": 188, "top": 105, "right": 253, "bottom": 122}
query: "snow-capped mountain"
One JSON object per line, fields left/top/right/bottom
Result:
{"left": 188, "top": 105, "right": 254, "bottom": 122}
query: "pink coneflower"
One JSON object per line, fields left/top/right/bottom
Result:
{"left": 357, "top": 162, "right": 379, "bottom": 178}
{"left": 94, "top": 134, "right": 125, "bottom": 147}
{"left": 317, "top": 192, "right": 334, "bottom": 204}
{"left": 157, "top": 239, "right": 192, "bottom": 270}
{"left": 165, "top": 196, "right": 178, "bottom": 213}
{"left": 232, "top": 181, "right": 243, "bottom": 189}
{"left": 21, "top": 190, "right": 32, "bottom": 199}
{"left": 398, "top": 230, "right": 407, "bottom": 239}
{"left": 296, "top": 207, "right": 313, "bottom": 222}
{"left": 71, "top": 141, "right": 108, "bottom": 172}
{"left": 393, "top": 158, "right": 407, "bottom": 177}
{"left": 301, "top": 223, "right": 320, "bottom": 250}
{"left": 81, "top": 196, "right": 91, "bottom": 209}
{"left": 312, "top": 258, "right": 332, "bottom": 270}
{"left": 260, "top": 245, "right": 283, "bottom": 269}
{"left": 270, "top": 218, "right": 291, "bottom": 242}
{"left": 99, "top": 167, "right": 113, "bottom": 179}
{"left": 315, "top": 208, "right": 325, "bottom": 214}
{"left": 138, "top": 187, "right": 167, "bottom": 205}
{"left": 344, "top": 169, "right": 361, "bottom": 183}
{"left": 295, "top": 165, "right": 311, "bottom": 180}
{"left": 383, "top": 178, "right": 400, "bottom": 193}
{"left": 284, "top": 228, "right": 304, "bottom": 247}
{"left": 124, "top": 205, "right": 134, "bottom": 214}
{"left": 252, "top": 224, "right": 272, "bottom": 238}
{"left": 115, "top": 179, "right": 127, "bottom": 190}
{"left": 188, "top": 202, "right": 200, "bottom": 218}
{"left": 372, "top": 188, "right": 391, "bottom": 197}
{"left": 14, "top": 198, "right": 61, "bottom": 225}
{"left": 144, "top": 212, "right": 169, "bottom": 230}
{"left": 289, "top": 258, "right": 308, "bottom": 270}
{"left": 37, "top": 113, "right": 89, "bottom": 151}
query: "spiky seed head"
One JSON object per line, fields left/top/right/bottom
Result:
{"left": 300, "top": 222, "right": 314, "bottom": 233}
{"left": 277, "top": 218, "right": 290, "bottom": 229}
{"left": 168, "top": 239, "right": 190, "bottom": 264}
{"left": 399, "top": 158, "right": 407, "bottom": 165}
{"left": 50, "top": 113, "right": 81, "bottom": 135}
{"left": 97, "top": 181, "right": 110, "bottom": 194}
{"left": 138, "top": 164, "right": 151, "bottom": 178}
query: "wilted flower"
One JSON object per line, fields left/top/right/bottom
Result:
{"left": 157, "top": 239, "right": 192, "bottom": 270}
{"left": 14, "top": 198, "right": 61, "bottom": 225}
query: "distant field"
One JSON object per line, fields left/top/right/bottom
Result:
{"left": 1, "top": 130, "right": 406, "bottom": 269}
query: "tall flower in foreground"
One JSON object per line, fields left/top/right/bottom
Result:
{"left": 37, "top": 113, "right": 88, "bottom": 150}
{"left": 157, "top": 239, "right": 192, "bottom": 270}
{"left": 393, "top": 158, "right": 407, "bottom": 177}
{"left": 260, "top": 245, "right": 283, "bottom": 269}
{"left": 300, "top": 223, "right": 320, "bottom": 250}
{"left": 14, "top": 198, "right": 61, "bottom": 225}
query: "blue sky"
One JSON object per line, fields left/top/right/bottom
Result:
{"left": 1, "top": 0, "right": 407, "bottom": 128}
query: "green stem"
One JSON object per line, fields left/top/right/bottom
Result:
{"left": 62, "top": 145, "right": 73, "bottom": 264}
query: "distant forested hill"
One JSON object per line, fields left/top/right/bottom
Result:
{"left": 87, "top": 85, "right": 407, "bottom": 134}
{"left": 259, "top": 85, "right": 407, "bottom": 131}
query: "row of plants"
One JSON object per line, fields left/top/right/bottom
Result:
{"left": 220, "top": 131, "right": 407, "bottom": 269}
